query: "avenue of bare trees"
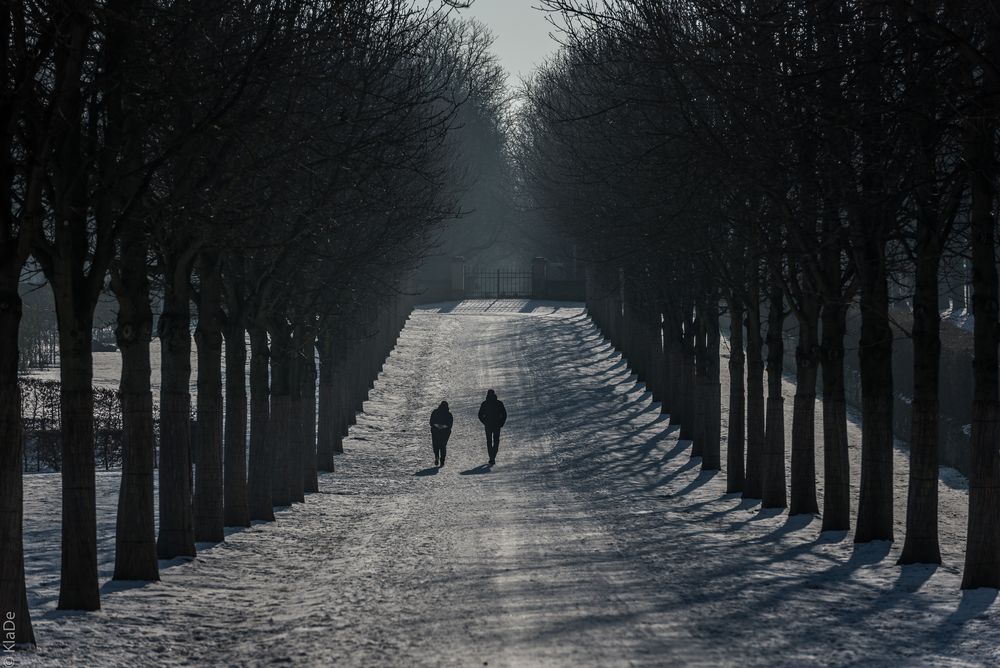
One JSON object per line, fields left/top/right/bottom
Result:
{"left": 517, "top": 0, "right": 999, "bottom": 588}
{"left": 2, "top": 1, "right": 507, "bottom": 646}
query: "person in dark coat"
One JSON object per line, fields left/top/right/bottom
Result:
{"left": 429, "top": 401, "right": 453, "bottom": 467}
{"left": 477, "top": 389, "right": 507, "bottom": 465}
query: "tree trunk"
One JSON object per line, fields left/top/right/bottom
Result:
{"left": 702, "top": 296, "right": 722, "bottom": 471}
{"left": 744, "top": 281, "right": 765, "bottom": 500}
{"left": 194, "top": 253, "right": 224, "bottom": 543}
{"left": 761, "top": 278, "right": 787, "bottom": 509}
{"left": 691, "top": 302, "right": 706, "bottom": 458}
{"left": 287, "top": 324, "right": 305, "bottom": 504}
{"left": 111, "top": 233, "right": 158, "bottom": 580}
{"left": 55, "top": 302, "right": 100, "bottom": 610}
{"left": 726, "top": 294, "right": 745, "bottom": 493}
{"left": 962, "top": 109, "right": 1000, "bottom": 588}
{"left": 269, "top": 321, "right": 293, "bottom": 507}
{"left": 666, "top": 307, "right": 684, "bottom": 428}
{"left": 679, "top": 302, "right": 696, "bottom": 442}
{"left": 854, "top": 241, "right": 894, "bottom": 543}
{"left": 246, "top": 323, "right": 273, "bottom": 521}
{"left": 156, "top": 267, "right": 196, "bottom": 559}
{"left": 658, "top": 303, "right": 672, "bottom": 415}
{"left": 223, "top": 316, "right": 249, "bottom": 527}
{"left": 316, "top": 330, "right": 337, "bottom": 472}
{"left": 301, "top": 328, "right": 319, "bottom": 493}
{"left": 900, "top": 232, "right": 942, "bottom": 564}
{"left": 820, "top": 301, "right": 851, "bottom": 531}
{"left": 789, "top": 303, "right": 820, "bottom": 516}
{"left": 0, "top": 284, "right": 35, "bottom": 643}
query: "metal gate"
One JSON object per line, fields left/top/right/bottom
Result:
{"left": 464, "top": 269, "right": 532, "bottom": 298}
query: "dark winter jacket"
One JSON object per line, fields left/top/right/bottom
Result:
{"left": 430, "top": 404, "right": 453, "bottom": 433}
{"left": 478, "top": 392, "right": 507, "bottom": 430}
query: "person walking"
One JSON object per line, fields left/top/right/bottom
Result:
{"left": 478, "top": 389, "right": 507, "bottom": 465}
{"left": 429, "top": 401, "right": 453, "bottom": 467}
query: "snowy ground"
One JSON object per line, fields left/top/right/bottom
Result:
{"left": 19, "top": 299, "right": 999, "bottom": 666}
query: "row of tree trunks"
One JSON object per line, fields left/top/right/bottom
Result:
{"left": 582, "top": 241, "right": 964, "bottom": 567}
{"left": 587, "top": 260, "right": 848, "bottom": 519}
{"left": 586, "top": 266, "right": 722, "bottom": 471}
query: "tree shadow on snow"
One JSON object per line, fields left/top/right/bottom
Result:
{"left": 100, "top": 578, "right": 156, "bottom": 596}
{"left": 945, "top": 587, "right": 998, "bottom": 626}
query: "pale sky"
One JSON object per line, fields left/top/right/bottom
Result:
{"left": 458, "top": 0, "right": 562, "bottom": 84}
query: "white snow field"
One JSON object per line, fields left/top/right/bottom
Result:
{"left": 20, "top": 300, "right": 1000, "bottom": 667}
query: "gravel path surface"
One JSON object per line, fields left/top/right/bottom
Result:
{"left": 20, "top": 300, "right": 999, "bottom": 666}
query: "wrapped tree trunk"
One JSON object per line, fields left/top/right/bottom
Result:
{"left": 246, "top": 323, "right": 274, "bottom": 521}
{"left": 111, "top": 231, "right": 158, "bottom": 581}
{"left": 194, "top": 252, "right": 224, "bottom": 543}
{"left": 0, "top": 283, "right": 35, "bottom": 644}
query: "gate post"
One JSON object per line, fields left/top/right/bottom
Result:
{"left": 450, "top": 256, "right": 465, "bottom": 300}
{"left": 531, "top": 257, "right": 547, "bottom": 299}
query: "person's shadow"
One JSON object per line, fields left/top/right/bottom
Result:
{"left": 460, "top": 463, "right": 493, "bottom": 476}
{"left": 414, "top": 467, "right": 439, "bottom": 477}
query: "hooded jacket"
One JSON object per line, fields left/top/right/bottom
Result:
{"left": 430, "top": 403, "right": 453, "bottom": 432}
{"left": 478, "top": 390, "right": 507, "bottom": 429}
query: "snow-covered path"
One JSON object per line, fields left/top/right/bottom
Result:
{"left": 22, "top": 300, "right": 1000, "bottom": 666}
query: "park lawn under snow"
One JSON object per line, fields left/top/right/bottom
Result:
{"left": 18, "top": 299, "right": 1000, "bottom": 667}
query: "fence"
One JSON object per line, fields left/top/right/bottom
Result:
{"left": 463, "top": 269, "right": 533, "bottom": 299}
